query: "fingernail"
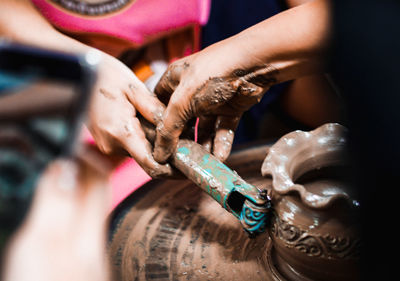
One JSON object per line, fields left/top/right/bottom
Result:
{"left": 153, "top": 145, "right": 167, "bottom": 163}
{"left": 154, "top": 147, "right": 172, "bottom": 164}
{"left": 148, "top": 163, "right": 173, "bottom": 178}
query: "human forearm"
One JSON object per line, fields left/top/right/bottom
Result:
{"left": 212, "top": 0, "right": 331, "bottom": 85}
{"left": 0, "top": 0, "right": 90, "bottom": 53}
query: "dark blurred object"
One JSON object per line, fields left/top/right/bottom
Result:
{"left": 0, "top": 41, "right": 97, "bottom": 257}
{"left": 330, "top": 0, "right": 400, "bottom": 279}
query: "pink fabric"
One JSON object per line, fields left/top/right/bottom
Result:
{"left": 109, "top": 158, "right": 151, "bottom": 211}
{"left": 32, "top": 0, "right": 211, "bottom": 45}
{"left": 80, "top": 127, "right": 152, "bottom": 214}
{"left": 43, "top": 0, "right": 211, "bottom": 211}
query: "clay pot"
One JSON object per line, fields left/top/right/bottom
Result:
{"left": 261, "top": 123, "right": 360, "bottom": 281}
{"left": 108, "top": 124, "right": 360, "bottom": 281}
{"left": 108, "top": 144, "right": 275, "bottom": 281}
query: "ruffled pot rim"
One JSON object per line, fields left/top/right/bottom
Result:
{"left": 261, "top": 123, "right": 358, "bottom": 209}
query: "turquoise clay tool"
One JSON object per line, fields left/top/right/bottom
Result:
{"left": 171, "top": 139, "right": 271, "bottom": 236}
{"left": 139, "top": 118, "right": 271, "bottom": 236}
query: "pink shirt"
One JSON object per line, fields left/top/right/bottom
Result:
{"left": 32, "top": 0, "right": 210, "bottom": 212}
{"left": 32, "top": 0, "right": 210, "bottom": 46}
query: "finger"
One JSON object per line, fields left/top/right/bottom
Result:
{"left": 153, "top": 86, "right": 192, "bottom": 163}
{"left": 120, "top": 117, "right": 174, "bottom": 178}
{"left": 125, "top": 83, "right": 165, "bottom": 125}
{"left": 137, "top": 116, "right": 185, "bottom": 179}
{"left": 213, "top": 115, "right": 241, "bottom": 162}
{"left": 139, "top": 114, "right": 195, "bottom": 145}
{"left": 154, "top": 62, "right": 185, "bottom": 105}
{"left": 197, "top": 115, "right": 216, "bottom": 152}
{"left": 139, "top": 116, "right": 157, "bottom": 144}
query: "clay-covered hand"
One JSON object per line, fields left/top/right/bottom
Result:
{"left": 1, "top": 0, "right": 175, "bottom": 178}
{"left": 153, "top": 0, "right": 331, "bottom": 164}
{"left": 88, "top": 53, "right": 175, "bottom": 178}
{"left": 153, "top": 41, "right": 276, "bottom": 163}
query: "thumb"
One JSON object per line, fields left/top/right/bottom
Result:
{"left": 153, "top": 85, "right": 193, "bottom": 163}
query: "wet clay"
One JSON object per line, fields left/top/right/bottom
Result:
{"left": 109, "top": 124, "right": 360, "bottom": 281}
{"left": 262, "top": 123, "right": 360, "bottom": 281}
{"left": 172, "top": 140, "right": 271, "bottom": 236}
{"left": 189, "top": 64, "right": 278, "bottom": 117}
{"left": 153, "top": 62, "right": 279, "bottom": 163}
{"left": 108, "top": 144, "right": 273, "bottom": 281}
{"left": 140, "top": 117, "right": 270, "bottom": 235}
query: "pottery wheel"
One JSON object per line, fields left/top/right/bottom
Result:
{"left": 108, "top": 144, "right": 278, "bottom": 281}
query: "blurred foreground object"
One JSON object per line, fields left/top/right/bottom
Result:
{"left": 0, "top": 41, "right": 114, "bottom": 281}
{"left": 2, "top": 148, "right": 113, "bottom": 281}
{"left": 0, "top": 41, "right": 97, "bottom": 259}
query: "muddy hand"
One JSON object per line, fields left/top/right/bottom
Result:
{"left": 87, "top": 53, "right": 177, "bottom": 178}
{"left": 152, "top": 0, "right": 333, "bottom": 164}
{"left": 153, "top": 50, "right": 277, "bottom": 164}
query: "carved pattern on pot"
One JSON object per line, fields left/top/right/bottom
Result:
{"left": 270, "top": 215, "right": 360, "bottom": 260}
{"left": 262, "top": 123, "right": 361, "bottom": 280}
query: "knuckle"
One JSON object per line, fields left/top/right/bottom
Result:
{"left": 169, "top": 94, "right": 193, "bottom": 122}
{"left": 106, "top": 125, "right": 123, "bottom": 140}
{"left": 163, "top": 62, "right": 183, "bottom": 85}
{"left": 147, "top": 168, "right": 170, "bottom": 179}
{"left": 97, "top": 142, "right": 114, "bottom": 155}
{"left": 156, "top": 122, "right": 171, "bottom": 140}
